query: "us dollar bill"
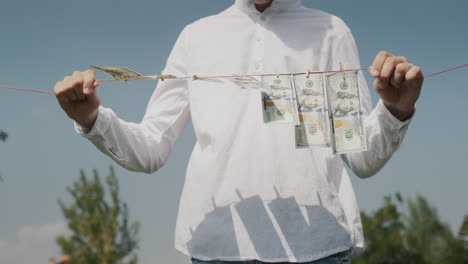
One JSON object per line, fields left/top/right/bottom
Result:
{"left": 261, "top": 75, "right": 299, "bottom": 124}
{"left": 326, "top": 71, "right": 367, "bottom": 154}
{"left": 293, "top": 73, "right": 330, "bottom": 148}
{"left": 90, "top": 65, "right": 177, "bottom": 81}
{"left": 90, "top": 66, "right": 143, "bottom": 80}
{"left": 230, "top": 76, "right": 269, "bottom": 92}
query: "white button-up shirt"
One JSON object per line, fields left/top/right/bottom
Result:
{"left": 76, "top": 0, "right": 412, "bottom": 262}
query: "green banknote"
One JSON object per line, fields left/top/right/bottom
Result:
{"left": 293, "top": 73, "right": 330, "bottom": 148}
{"left": 326, "top": 71, "right": 367, "bottom": 154}
{"left": 91, "top": 66, "right": 176, "bottom": 81}
{"left": 90, "top": 66, "right": 143, "bottom": 80}
{"left": 261, "top": 75, "right": 299, "bottom": 124}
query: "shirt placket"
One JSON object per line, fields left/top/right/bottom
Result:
{"left": 250, "top": 14, "right": 268, "bottom": 75}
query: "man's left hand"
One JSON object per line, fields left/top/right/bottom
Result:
{"left": 369, "top": 51, "right": 424, "bottom": 121}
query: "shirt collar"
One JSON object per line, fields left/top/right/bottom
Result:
{"left": 234, "top": 0, "right": 302, "bottom": 14}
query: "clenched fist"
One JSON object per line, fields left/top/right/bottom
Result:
{"left": 369, "top": 51, "right": 424, "bottom": 121}
{"left": 54, "top": 69, "right": 101, "bottom": 130}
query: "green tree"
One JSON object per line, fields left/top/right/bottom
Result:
{"left": 0, "top": 129, "right": 7, "bottom": 142}
{"left": 354, "top": 193, "right": 468, "bottom": 264}
{"left": 57, "top": 167, "right": 139, "bottom": 264}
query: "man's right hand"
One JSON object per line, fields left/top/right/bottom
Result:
{"left": 54, "top": 69, "right": 101, "bottom": 131}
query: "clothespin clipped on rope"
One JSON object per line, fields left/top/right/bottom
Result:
{"left": 339, "top": 63, "right": 346, "bottom": 81}
{"left": 306, "top": 68, "right": 311, "bottom": 79}
{"left": 156, "top": 75, "right": 177, "bottom": 81}
{"left": 192, "top": 75, "right": 200, "bottom": 80}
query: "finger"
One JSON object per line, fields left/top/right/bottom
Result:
{"left": 369, "top": 50, "right": 393, "bottom": 78}
{"left": 379, "top": 56, "right": 409, "bottom": 89}
{"left": 83, "top": 69, "right": 97, "bottom": 95}
{"left": 62, "top": 76, "right": 78, "bottom": 101}
{"left": 377, "top": 56, "right": 399, "bottom": 90}
{"left": 390, "top": 62, "right": 411, "bottom": 88}
{"left": 71, "top": 71, "right": 85, "bottom": 100}
{"left": 399, "top": 56, "right": 408, "bottom": 62}
{"left": 54, "top": 81, "right": 71, "bottom": 103}
{"left": 405, "top": 66, "right": 424, "bottom": 83}
{"left": 373, "top": 79, "right": 383, "bottom": 92}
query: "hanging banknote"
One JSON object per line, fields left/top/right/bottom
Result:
{"left": 261, "top": 75, "right": 299, "bottom": 124}
{"left": 326, "top": 71, "right": 367, "bottom": 154}
{"left": 91, "top": 66, "right": 176, "bottom": 81}
{"left": 230, "top": 76, "right": 269, "bottom": 92}
{"left": 293, "top": 73, "right": 330, "bottom": 148}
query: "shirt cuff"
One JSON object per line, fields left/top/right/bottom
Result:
{"left": 374, "top": 99, "right": 415, "bottom": 150}
{"left": 375, "top": 100, "right": 414, "bottom": 130}
{"left": 74, "top": 106, "right": 112, "bottom": 139}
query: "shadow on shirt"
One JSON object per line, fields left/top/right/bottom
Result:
{"left": 186, "top": 187, "right": 351, "bottom": 261}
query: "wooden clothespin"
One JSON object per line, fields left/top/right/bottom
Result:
{"left": 339, "top": 63, "right": 346, "bottom": 81}
{"left": 192, "top": 75, "right": 200, "bottom": 80}
{"left": 306, "top": 68, "right": 311, "bottom": 79}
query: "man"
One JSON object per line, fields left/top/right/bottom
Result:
{"left": 54, "top": 0, "right": 423, "bottom": 263}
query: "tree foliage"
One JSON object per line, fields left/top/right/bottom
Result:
{"left": 354, "top": 193, "right": 468, "bottom": 264}
{"left": 57, "top": 167, "right": 139, "bottom": 264}
{"left": 0, "top": 129, "right": 7, "bottom": 142}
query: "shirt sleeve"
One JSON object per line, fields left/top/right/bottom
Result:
{"left": 332, "top": 20, "right": 413, "bottom": 178}
{"left": 74, "top": 26, "right": 191, "bottom": 174}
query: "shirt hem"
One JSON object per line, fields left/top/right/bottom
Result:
{"left": 175, "top": 243, "right": 363, "bottom": 263}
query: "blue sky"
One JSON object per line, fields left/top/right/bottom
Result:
{"left": 1, "top": 0, "right": 467, "bottom": 263}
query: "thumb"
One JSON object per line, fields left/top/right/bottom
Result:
{"left": 86, "top": 81, "right": 101, "bottom": 106}
{"left": 373, "top": 79, "right": 383, "bottom": 93}
{"left": 85, "top": 80, "right": 99, "bottom": 95}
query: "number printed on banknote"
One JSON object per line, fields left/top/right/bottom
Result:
{"left": 326, "top": 71, "right": 367, "bottom": 154}
{"left": 293, "top": 73, "right": 330, "bottom": 148}
{"left": 261, "top": 75, "right": 299, "bottom": 124}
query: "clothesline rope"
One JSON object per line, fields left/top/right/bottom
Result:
{"left": 1, "top": 64, "right": 466, "bottom": 95}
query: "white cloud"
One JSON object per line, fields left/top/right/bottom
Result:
{"left": 0, "top": 221, "right": 69, "bottom": 264}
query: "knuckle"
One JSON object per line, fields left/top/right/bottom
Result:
{"left": 379, "top": 50, "right": 389, "bottom": 57}
{"left": 414, "top": 66, "right": 424, "bottom": 79}
{"left": 54, "top": 85, "right": 62, "bottom": 94}
{"left": 72, "top": 70, "right": 82, "bottom": 76}
{"left": 380, "top": 74, "right": 390, "bottom": 80}
{"left": 57, "top": 86, "right": 68, "bottom": 95}
{"left": 84, "top": 70, "right": 96, "bottom": 82}
{"left": 407, "top": 74, "right": 417, "bottom": 81}
{"left": 387, "top": 56, "right": 397, "bottom": 65}
{"left": 72, "top": 75, "right": 84, "bottom": 85}
{"left": 396, "top": 63, "right": 407, "bottom": 72}
{"left": 85, "top": 69, "right": 96, "bottom": 75}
